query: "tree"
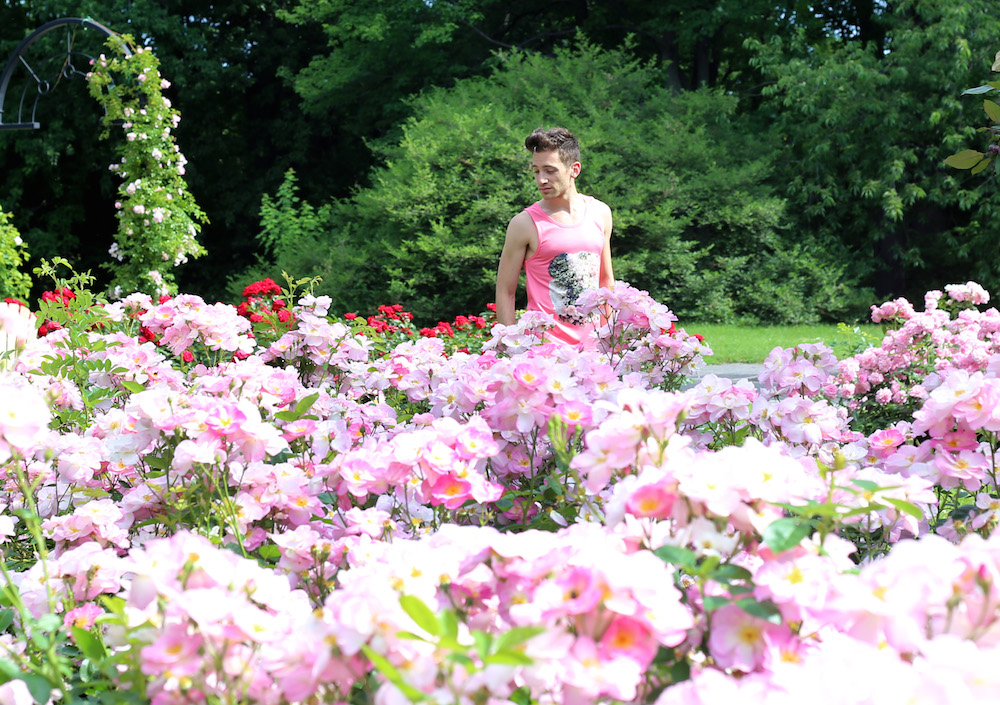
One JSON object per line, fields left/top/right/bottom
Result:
{"left": 746, "top": 0, "right": 1000, "bottom": 299}
{"left": 0, "top": 0, "right": 331, "bottom": 301}
{"left": 255, "top": 40, "right": 850, "bottom": 324}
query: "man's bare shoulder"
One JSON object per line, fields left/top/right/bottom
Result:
{"left": 506, "top": 209, "right": 536, "bottom": 240}
{"left": 588, "top": 197, "right": 613, "bottom": 235}
{"left": 589, "top": 197, "right": 613, "bottom": 218}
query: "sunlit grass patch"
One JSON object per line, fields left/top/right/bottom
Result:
{"left": 685, "top": 323, "right": 883, "bottom": 364}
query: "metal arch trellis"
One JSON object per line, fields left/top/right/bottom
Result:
{"left": 0, "top": 17, "right": 132, "bottom": 131}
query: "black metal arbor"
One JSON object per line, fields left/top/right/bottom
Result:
{"left": 0, "top": 17, "right": 131, "bottom": 131}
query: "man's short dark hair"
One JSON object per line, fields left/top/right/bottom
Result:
{"left": 525, "top": 127, "right": 580, "bottom": 166}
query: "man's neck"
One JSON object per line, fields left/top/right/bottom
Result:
{"left": 540, "top": 186, "right": 582, "bottom": 214}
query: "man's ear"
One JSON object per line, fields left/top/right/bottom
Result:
{"left": 571, "top": 161, "right": 581, "bottom": 178}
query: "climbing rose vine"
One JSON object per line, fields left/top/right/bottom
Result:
{"left": 86, "top": 34, "right": 207, "bottom": 299}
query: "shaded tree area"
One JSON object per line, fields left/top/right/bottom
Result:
{"left": 1, "top": 0, "right": 998, "bottom": 321}
{"left": 0, "top": 0, "right": 332, "bottom": 300}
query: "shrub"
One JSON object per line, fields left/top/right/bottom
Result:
{"left": 257, "top": 40, "right": 854, "bottom": 325}
{"left": 0, "top": 206, "right": 31, "bottom": 301}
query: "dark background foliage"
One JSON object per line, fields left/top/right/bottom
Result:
{"left": 1, "top": 0, "right": 998, "bottom": 324}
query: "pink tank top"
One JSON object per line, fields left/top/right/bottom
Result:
{"left": 523, "top": 196, "right": 605, "bottom": 347}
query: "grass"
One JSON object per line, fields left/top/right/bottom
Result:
{"left": 684, "top": 323, "right": 883, "bottom": 365}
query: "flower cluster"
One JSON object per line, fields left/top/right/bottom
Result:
{"left": 235, "top": 278, "right": 296, "bottom": 350}
{"left": 2, "top": 280, "right": 1000, "bottom": 705}
{"left": 86, "top": 35, "right": 207, "bottom": 297}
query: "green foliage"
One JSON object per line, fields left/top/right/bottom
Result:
{"left": 747, "top": 0, "right": 1000, "bottom": 300}
{"left": 30, "top": 259, "right": 129, "bottom": 429}
{"left": 272, "top": 40, "right": 851, "bottom": 324}
{"left": 86, "top": 35, "right": 207, "bottom": 297}
{"left": 227, "top": 170, "right": 364, "bottom": 313}
{"left": 0, "top": 206, "right": 31, "bottom": 301}
{"left": 944, "top": 49, "right": 1000, "bottom": 175}
{"left": 0, "top": 1, "right": 332, "bottom": 303}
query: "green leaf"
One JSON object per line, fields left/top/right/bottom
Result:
{"left": 98, "top": 596, "right": 125, "bottom": 618}
{"left": 653, "top": 545, "right": 697, "bottom": 569}
{"left": 435, "top": 636, "right": 465, "bottom": 652}
{"left": 20, "top": 675, "right": 53, "bottom": 704}
{"left": 962, "top": 84, "right": 996, "bottom": 95}
{"left": 34, "top": 614, "right": 61, "bottom": 633}
{"left": 762, "top": 518, "right": 812, "bottom": 554}
{"left": 71, "top": 627, "right": 107, "bottom": 661}
{"left": 695, "top": 554, "right": 721, "bottom": 578}
{"left": 735, "top": 598, "right": 783, "bottom": 625}
{"left": 849, "top": 479, "right": 880, "bottom": 492}
{"left": 120, "top": 380, "right": 145, "bottom": 394}
{"left": 0, "top": 609, "right": 14, "bottom": 633}
{"left": 472, "top": 631, "right": 492, "bottom": 660}
{"left": 510, "top": 686, "right": 532, "bottom": 705}
{"left": 702, "top": 595, "right": 730, "bottom": 612}
{"left": 294, "top": 392, "right": 320, "bottom": 417}
{"left": 394, "top": 631, "right": 428, "bottom": 643}
{"left": 255, "top": 544, "right": 281, "bottom": 562}
{"left": 398, "top": 595, "right": 439, "bottom": 637}
{"left": 438, "top": 609, "right": 459, "bottom": 641}
{"left": 944, "top": 150, "right": 985, "bottom": 169}
{"left": 972, "top": 157, "right": 992, "bottom": 175}
{"left": 493, "top": 626, "right": 545, "bottom": 653}
{"left": 483, "top": 652, "right": 533, "bottom": 666}
{"left": 361, "top": 645, "right": 426, "bottom": 702}
{"left": 985, "top": 100, "right": 1000, "bottom": 123}
{"left": 710, "top": 564, "right": 753, "bottom": 584}
{"left": 445, "top": 653, "right": 476, "bottom": 668}
{"left": 0, "top": 658, "right": 21, "bottom": 680}
{"left": 882, "top": 497, "right": 925, "bottom": 520}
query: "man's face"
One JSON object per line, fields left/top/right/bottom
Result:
{"left": 532, "top": 149, "right": 580, "bottom": 200}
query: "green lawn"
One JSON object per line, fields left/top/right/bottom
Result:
{"left": 683, "top": 323, "right": 883, "bottom": 364}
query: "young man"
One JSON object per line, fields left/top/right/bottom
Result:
{"left": 495, "top": 127, "right": 614, "bottom": 347}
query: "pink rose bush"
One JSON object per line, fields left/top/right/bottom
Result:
{"left": 1, "top": 278, "right": 1000, "bottom": 703}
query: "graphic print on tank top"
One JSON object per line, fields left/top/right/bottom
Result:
{"left": 548, "top": 251, "right": 599, "bottom": 325}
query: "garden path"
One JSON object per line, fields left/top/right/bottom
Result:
{"left": 683, "top": 363, "right": 765, "bottom": 390}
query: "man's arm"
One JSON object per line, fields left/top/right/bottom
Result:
{"left": 495, "top": 212, "right": 534, "bottom": 326}
{"left": 598, "top": 202, "right": 614, "bottom": 289}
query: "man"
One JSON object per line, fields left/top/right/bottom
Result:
{"left": 495, "top": 127, "right": 614, "bottom": 347}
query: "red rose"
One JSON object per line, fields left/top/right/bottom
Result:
{"left": 344, "top": 312, "right": 358, "bottom": 320}
{"left": 181, "top": 350, "right": 194, "bottom": 363}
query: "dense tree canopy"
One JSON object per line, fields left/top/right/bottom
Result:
{"left": 1, "top": 0, "right": 998, "bottom": 321}
{"left": 244, "top": 41, "right": 849, "bottom": 324}
{"left": 747, "top": 0, "right": 1000, "bottom": 297}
